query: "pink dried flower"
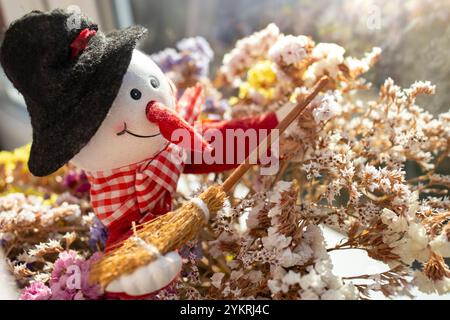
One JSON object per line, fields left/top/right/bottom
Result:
{"left": 50, "top": 251, "right": 103, "bottom": 300}
{"left": 20, "top": 281, "right": 52, "bottom": 300}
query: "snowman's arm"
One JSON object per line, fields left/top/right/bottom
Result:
{"left": 183, "top": 111, "right": 280, "bottom": 174}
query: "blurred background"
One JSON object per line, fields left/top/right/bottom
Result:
{"left": 0, "top": 0, "right": 449, "bottom": 151}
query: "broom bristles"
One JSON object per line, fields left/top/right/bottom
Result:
{"left": 90, "top": 185, "right": 226, "bottom": 288}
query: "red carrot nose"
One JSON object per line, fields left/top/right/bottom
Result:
{"left": 146, "top": 101, "right": 210, "bottom": 152}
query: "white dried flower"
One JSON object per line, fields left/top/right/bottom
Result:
{"left": 391, "top": 223, "right": 430, "bottom": 264}
{"left": 344, "top": 47, "right": 381, "bottom": 77}
{"left": 16, "top": 209, "right": 36, "bottom": 224}
{"left": 313, "top": 94, "right": 341, "bottom": 123}
{"left": 381, "top": 209, "right": 408, "bottom": 233}
{"left": 313, "top": 43, "right": 346, "bottom": 62}
{"left": 298, "top": 269, "right": 326, "bottom": 292}
{"left": 262, "top": 227, "right": 292, "bottom": 250}
{"left": 430, "top": 233, "right": 450, "bottom": 258}
{"left": 269, "top": 35, "right": 310, "bottom": 65}
{"left": 301, "top": 290, "right": 320, "bottom": 300}
{"left": 304, "top": 43, "right": 346, "bottom": 85}
{"left": 282, "top": 270, "right": 302, "bottom": 286}
{"left": 414, "top": 271, "right": 450, "bottom": 295}
{"left": 267, "top": 279, "right": 282, "bottom": 294}
{"left": 211, "top": 273, "right": 225, "bottom": 289}
{"left": 0, "top": 232, "right": 15, "bottom": 242}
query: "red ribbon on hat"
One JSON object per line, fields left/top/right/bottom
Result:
{"left": 70, "top": 28, "right": 97, "bottom": 59}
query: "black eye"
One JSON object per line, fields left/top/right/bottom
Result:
{"left": 150, "top": 76, "right": 160, "bottom": 89}
{"left": 130, "top": 89, "right": 142, "bottom": 100}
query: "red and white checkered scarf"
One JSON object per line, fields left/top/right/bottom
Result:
{"left": 86, "top": 86, "right": 201, "bottom": 227}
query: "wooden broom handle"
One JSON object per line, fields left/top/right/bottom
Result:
{"left": 222, "top": 76, "right": 329, "bottom": 193}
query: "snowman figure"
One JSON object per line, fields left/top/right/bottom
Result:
{"left": 1, "top": 9, "right": 293, "bottom": 299}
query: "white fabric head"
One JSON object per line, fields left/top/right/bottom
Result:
{"left": 71, "top": 50, "right": 176, "bottom": 172}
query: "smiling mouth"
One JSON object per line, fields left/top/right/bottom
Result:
{"left": 117, "top": 122, "right": 161, "bottom": 139}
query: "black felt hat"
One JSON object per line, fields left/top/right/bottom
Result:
{"left": 0, "top": 9, "right": 147, "bottom": 177}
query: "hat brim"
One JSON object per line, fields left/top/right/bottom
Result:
{"left": 28, "top": 26, "right": 147, "bottom": 177}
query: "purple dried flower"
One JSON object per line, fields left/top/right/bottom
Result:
{"left": 63, "top": 171, "right": 78, "bottom": 189}
{"left": 50, "top": 251, "right": 103, "bottom": 300}
{"left": 151, "top": 48, "right": 183, "bottom": 72}
{"left": 204, "top": 98, "right": 229, "bottom": 115}
{"left": 79, "top": 171, "right": 88, "bottom": 181}
{"left": 152, "top": 37, "right": 213, "bottom": 78}
{"left": 75, "top": 182, "right": 91, "bottom": 195}
{"left": 62, "top": 170, "right": 91, "bottom": 198}
{"left": 179, "top": 242, "right": 203, "bottom": 261}
{"left": 20, "top": 282, "right": 52, "bottom": 300}
{"left": 177, "top": 37, "right": 214, "bottom": 61}
{"left": 88, "top": 217, "right": 108, "bottom": 251}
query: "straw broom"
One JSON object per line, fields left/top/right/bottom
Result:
{"left": 90, "top": 76, "right": 329, "bottom": 289}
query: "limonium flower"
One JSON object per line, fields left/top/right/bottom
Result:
{"left": 247, "top": 60, "right": 277, "bottom": 88}
{"left": 152, "top": 37, "right": 214, "bottom": 78}
{"left": 0, "top": 144, "right": 31, "bottom": 174}
{"left": 20, "top": 281, "right": 52, "bottom": 300}
{"left": 303, "top": 43, "right": 346, "bottom": 86}
{"left": 239, "top": 60, "right": 277, "bottom": 101}
{"left": 312, "top": 94, "right": 341, "bottom": 123}
{"left": 269, "top": 35, "right": 312, "bottom": 65}
{"left": 151, "top": 48, "right": 182, "bottom": 72}
{"left": 204, "top": 97, "right": 229, "bottom": 115}
{"left": 63, "top": 170, "right": 90, "bottom": 198}
{"left": 88, "top": 216, "right": 108, "bottom": 251}
{"left": 50, "top": 251, "right": 103, "bottom": 300}
{"left": 177, "top": 36, "right": 214, "bottom": 74}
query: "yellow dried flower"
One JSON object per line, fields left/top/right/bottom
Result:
{"left": 238, "top": 60, "right": 277, "bottom": 101}
{"left": 247, "top": 60, "right": 277, "bottom": 88}
{"left": 238, "top": 82, "right": 251, "bottom": 100}
{"left": 43, "top": 193, "right": 59, "bottom": 206}
{"left": 0, "top": 144, "right": 31, "bottom": 174}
